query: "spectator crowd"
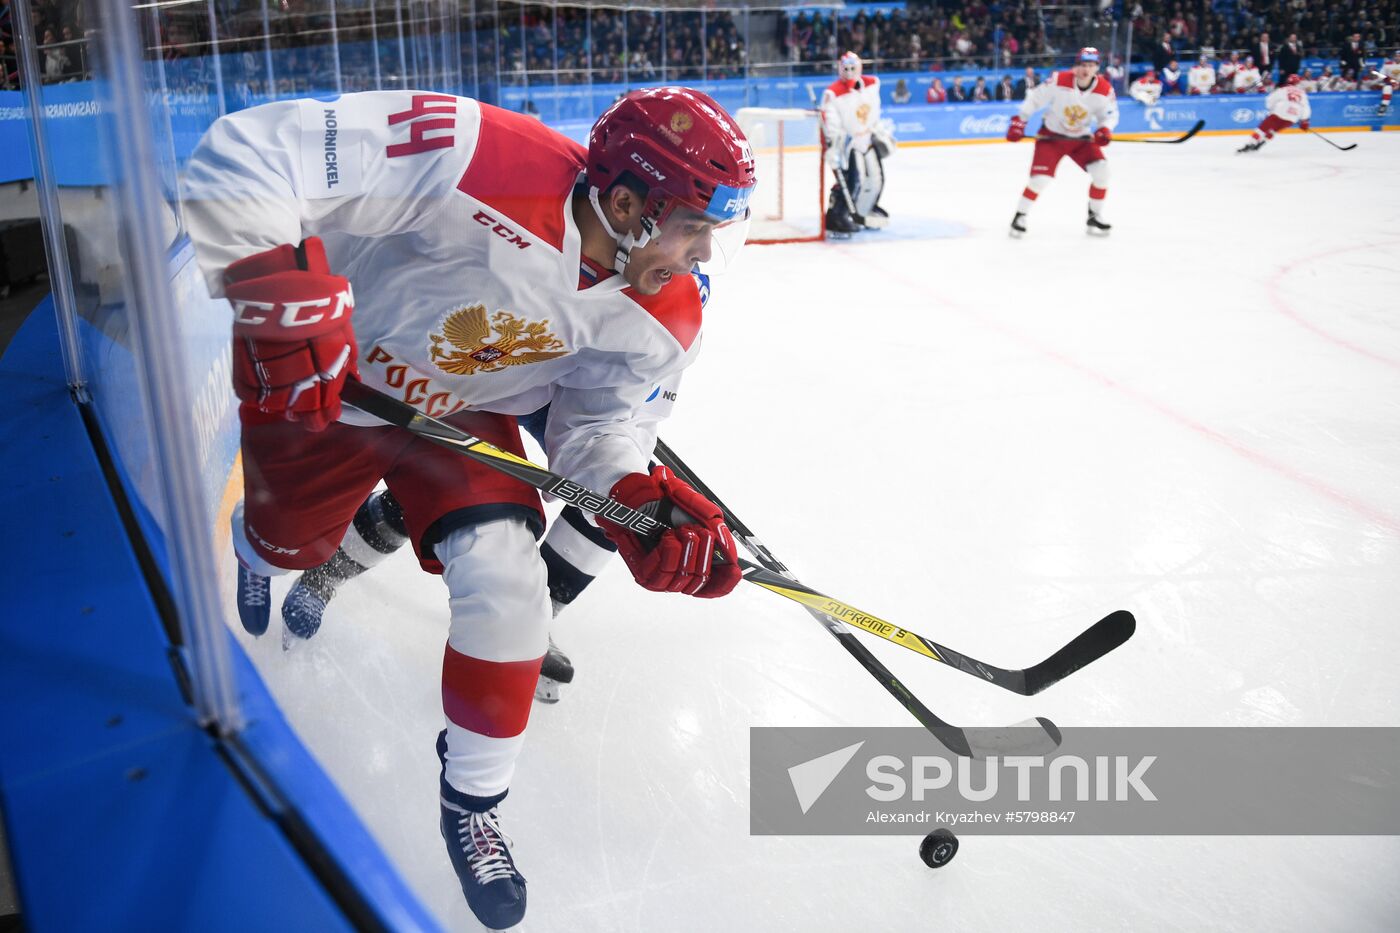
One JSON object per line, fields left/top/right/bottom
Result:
{"left": 0, "top": 0, "right": 1395, "bottom": 101}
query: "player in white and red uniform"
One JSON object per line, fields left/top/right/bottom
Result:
{"left": 1370, "top": 53, "right": 1399, "bottom": 116}
{"left": 1006, "top": 47, "right": 1119, "bottom": 236}
{"left": 1129, "top": 69, "right": 1163, "bottom": 105}
{"left": 1238, "top": 73, "right": 1311, "bottom": 152}
{"left": 275, "top": 369, "right": 685, "bottom": 704}
{"left": 1234, "top": 56, "right": 1263, "bottom": 93}
{"left": 181, "top": 87, "right": 754, "bottom": 929}
{"left": 821, "top": 50, "right": 895, "bottom": 233}
{"left": 1188, "top": 58, "right": 1217, "bottom": 95}
{"left": 1218, "top": 52, "right": 1240, "bottom": 90}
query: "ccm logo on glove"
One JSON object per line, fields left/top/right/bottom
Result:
{"left": 224, "top": 236, "right": 359, "bottom": 432}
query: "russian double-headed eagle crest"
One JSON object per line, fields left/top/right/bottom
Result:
{"left": 670, "top": 110, "right": 694, "bottom": 134}
{"left": 429, "top": 304, "right": 567, "bottom": 375}
{"left": 856, "top": 102, "right": 872, "bottom": 126}
{"left": 1063, "top": 104, "right": 1089, "bottom": 130}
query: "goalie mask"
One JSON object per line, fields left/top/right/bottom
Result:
{"left": 838, "top": 51, "right": 862, "bottom": 82}
{"left": 586, "top": 87, "right": 756, "bottom": 276}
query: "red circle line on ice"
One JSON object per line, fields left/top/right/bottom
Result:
{"left": 1264, "top": 238, "right": 1400, "bottom": 375}
{"left": 833, "top": 243, "right": 1400, "bottom": 538}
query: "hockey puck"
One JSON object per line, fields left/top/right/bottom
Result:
{"left": 919, "top": 828, "right": 958, "bottom": 869}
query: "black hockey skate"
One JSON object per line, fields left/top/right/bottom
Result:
{"left": 1086, "top": 209, "right": 1112, "bottom": 236}
{"left": 437, "top": 731, "right": 527, "bottom": 929}
{"left": 281, "top": 491, "right": 407, "bottom": 644}
{"left": 825, "top": 205, "right": 861, "bottom": 237}
{"left": 534, "top": 637, "right": 575, "bottom": 704}
{"left": 826, "top": 185, "right": 861, "bottom": 237}
{"left": 1009, "top": 212, "right": 1028, "bottom": 238}
{"left": 236, "top": 558, "right": 271, "bottom": 636}
{"left": 1237, "top": 139, "right": 1262, "bottom": 153}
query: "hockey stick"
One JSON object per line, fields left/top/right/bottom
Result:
{"left": 1113, "top": 118, "right": 1205, "bottom": 144}
{"left": 829, "top": 150, "right": 866, "bottom": 226}
{"left": 653, "top": 439, "right": 1135, "bottom": 696}
{"left": 338, "top": 381, "right": 1061, "bottom": 758}
{"left": 1307, "top": 128, "right": 1357, "bottom": 151}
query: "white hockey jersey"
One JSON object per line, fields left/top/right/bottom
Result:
{"left": 1019, "top": 71, "right": 1119, "bottom": 138}
{"left": 1234, "top": 65, "right": 1262, "bottom": 92}
{"left": 1187, "top": 64, "right": 1216, "bottom": 94}
{"left": 1266, "top": 85, "right": 1311, "bottom": 122}
{"left": 820, "top": 75, "right": 882, "bottom": 153}
{"left": 182, "top": 91, "right": 704, "bottom": 496}
{"left": 1130, "top": 76, "right": 1162, "bottom": 106}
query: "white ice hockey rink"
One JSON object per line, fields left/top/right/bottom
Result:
{"left": 232, "top": 130, "right": 1400, "bottom": 932}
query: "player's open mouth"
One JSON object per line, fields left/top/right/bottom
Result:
{"left": 656, "top": 269, "right": 673, "bottom": 284}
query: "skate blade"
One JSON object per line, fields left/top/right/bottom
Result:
{"left": 826, "top": 230, "right": 856, "bottom": 240}
{"left": 1008, "top": 228, "right": 1025, "bottom": 239}
{"left": 281, "top": 624, "right": 311, "bottom": 652}
{"left": 1086, "top": 227, "right": 1111, "bottom": 237}
{"left": 534, "top": 676, "right": 562, "bottom": 704}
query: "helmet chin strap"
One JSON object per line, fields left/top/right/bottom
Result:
{"left": 589, "top": 185, "right": 658, "bottom": 274}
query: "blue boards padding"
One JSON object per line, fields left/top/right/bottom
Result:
{"left": 0, "top": 300, "right": 437, "bottom": 932}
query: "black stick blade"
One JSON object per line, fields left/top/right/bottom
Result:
{"left": 1022, "top": 610, "right": 1136, "bottom": 695}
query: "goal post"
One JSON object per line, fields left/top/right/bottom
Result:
{"left": 735, "top": 107, "right": 826, "bottom": 244}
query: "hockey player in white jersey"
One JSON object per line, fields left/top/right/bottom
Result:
{"left": 1187, "top": 58, "right": 1217, "bottom": 95}
{"left": 277, "top": 374, "right": 686, "bottom": 703}
{"left": 182, "top": 87, "right": 754, "bottom": 929}
{"left": 1371, "top": 53, "right": 1399, "bottom": 116}
{"left": 1238, "top": 73, "right": 1311, "bottom": 152}
{"left": 1006, "top": 47, "right": 1119, "bottom": 236}
{"left": 821, "top": 51, "right": 895, "bottom": 234}
{"left": 1129, "top": 69, "right": 1163, "bottom": 105}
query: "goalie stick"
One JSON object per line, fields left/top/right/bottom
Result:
{"left": 652, "top": 439, "right": 1135, "bottom": 696}
{"left": 338, "top": 381, "right": 1060, "bottom": 758}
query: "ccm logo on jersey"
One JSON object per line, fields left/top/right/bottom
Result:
{"left": 630, "top": 152, "right": 667, "bottom": 181}
{"left": 472, "top": 210, "right": 531, "bottom": 249}
{"left": 232, "top": 287, "right": 355, "bottom": 327}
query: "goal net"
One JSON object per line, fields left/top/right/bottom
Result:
{"left": 735, "top": 107, "right": 826, "bottom": 244}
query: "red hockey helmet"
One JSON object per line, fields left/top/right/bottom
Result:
{"left": 587, "top": 87, "right": 756, "bottom": 229}
{"left": 839, "top": 51, "right": 863, "bottom": 81}
{"left": 1077, "top": 47, "right": 1101, "bottom": 64}
{"left": 1285, "top": 72, "right": 1302, "bottom": 86}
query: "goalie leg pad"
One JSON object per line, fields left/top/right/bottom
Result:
{"left": 854, "top": 148, "right": 886, "bottom": 225}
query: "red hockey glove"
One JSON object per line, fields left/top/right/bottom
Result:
{"left": 224, "top": 237, "right": 357, "bottom": 432}
{"left": 1093, "top": 126, "right": 1113, "bottom": 146}
{"left": 1298, "top": 119, "right": 1310, "bottom": 131}
{"left": 1006, "top": 116, "right": 1027, "bottom": 142}
{"left": 600, "top": 466, "right": 742, "bottom": 598}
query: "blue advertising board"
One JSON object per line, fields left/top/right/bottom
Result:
{"left": 2, "top": 75, "right": 1395, "bottom": 185}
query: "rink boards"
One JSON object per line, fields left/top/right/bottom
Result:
{"left": 1, "top": 85, "right": 1395, "bottom": 185}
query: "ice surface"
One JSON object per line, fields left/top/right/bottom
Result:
{"left": 233, "top": 131, "right": 1400, "bottom": 931}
